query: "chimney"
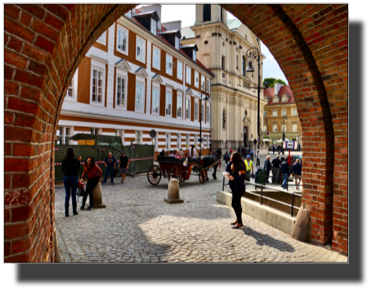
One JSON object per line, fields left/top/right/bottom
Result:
{"left": 274, "top": 82, "right": 283, "bottom": 95}
{"left": 161, "top": 20, "right": 182, "bottom": 33}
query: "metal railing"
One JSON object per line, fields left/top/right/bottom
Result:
{"left": 222, "top": 174, "right": 302, "bottom": 217}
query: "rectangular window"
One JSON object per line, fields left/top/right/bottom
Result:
{"left": 152, "top": 46, "right": 160, "bottom": 70}
{"left": 200, "top": 102, "right": 204, "bottom": 122}
{"left": 116, "top": 76, "right": 126, "bottom": 108}
{"left": 117, "top": 26, "right": 128, "bottom": 54}
{"left": 194, "top": 100, "right": 199, "bottom": 121}
{"left": 273, "top": 125, "right": 277, "bottom": 132}
{"left": 273, "top": 110, "right": 277, "bottom": 117}
{"left": 206, "top": 104, "right": 210, "bottom": 123}
{"left": 152, "top": 87, "right": 159, "bottom": 114}
{"left": 292, "top": 109, "right": 297, "bottom": 116}
{"left": 136, "top": 36, "right": 146, "bottom": 63}
{"left": 177, "top": 94, "right": 182, "bottom": 119}
{"left": 222, "top": 56, "right": 225, "bottom": 70}
{"left": 135, "top": 82, "right": 144, "bottom": 112}
{"left": 166, "top": 54, "right": 173, "bottom": 75}
{"left": 177, "top": 61, "right": 183, "bottom": 80}
{"left": 193, "top": 49, "right": 197, "bottom": 61}
{"left": 67, "top": 78, "right": 74, "bottom": 97}
{"left": 175, "top": 36, "right": 180, "bottom": 50}
{"left": 91, "top": 68, "right": 103, "bottom": 104}
{"left": 165, "top": 91, "right": 172, "bottom": 116}
{"left": 97, "top": 31, "right": 107, "bottom": 45}
{"left": 186, "top": 66, "right": 191, "bottom": 84}
{"left": 206, "top": 78, "right": 210, "bottom": 93}
{"left": 151, "top": 19, "right": 157, "bottom": 35}
{"left": 263, "top": 111, "right": 267, "bottom": 118}
{"left": 186, "top": 98, "right": 191, "bottom": 120}
{"left": 282, "top": 109, "right": 287, "bottom": 117}
{"left": 292, "top": 124, "right": 298, "bottom": 132}
{"left": 194, "top": 71, "right": 199, "bottom": 88}
{"left": 282, "top": 125, "right": 287, "bottom": 132}
{"left": 201, "top": 75, "right": 205, "bottom": 91}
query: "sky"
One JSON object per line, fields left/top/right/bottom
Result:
{"left": 138, "top": 4, "right": 288, "bottom": 83}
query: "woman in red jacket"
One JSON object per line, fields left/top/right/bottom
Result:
{"left": 80, "top": 156, "right": 102, "bottom": 211}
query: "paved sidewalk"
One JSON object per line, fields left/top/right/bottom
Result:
{"left": 55, "top": 169, "right": 347, "bottom": 263}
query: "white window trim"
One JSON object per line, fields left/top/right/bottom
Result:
{"left": 206, "top": 78, "right": 210, "bottom": 93}
{"left": 206, "top": 103, "right": 210, "bottom": 123}
{"left": 201, "top": 101, "right": 205, "bottom": 122}
{"left": 185, "top": 95, "right": 191, "bottom": 120}
{"left": 175, "top": 36, "right": 180, "bottom": 50}
{"left": 136, "top": 35, "right": 146, "bottom": 64}
{"left": 177, "top": 60, "right": 183, "bottom": 80}
{"left": 151, "top": 82, "right": 160, "bottom": 116}
{"left": 201, "top": 75, "right": 205, "bottom": 91}
{"left": 165, "top": 88, "right": 173, "bottom": 118}
{"left": 177, "top": 92, "right": 183, "bottom": 120}
{"left": 166, "top": 54, "right": 173, "bottom": 76}
{"left": 115, "top": 68, "right": 128, "bottom": 110}
{"left": 282, "top": 110, "right": 287, "bottom": 117}
{"left": 273, "top": 125, "right": 277, "bottom": 132}
{"left": 135, "top": 76, "right": 145, "bottom": 113}
{"left": 186, "top": 66, "right": 191, "bottom": 85}
{"left": 151, "top": 18, "right": 157, "bottom": 36}
{"left": 194, "top": 71, "right": 199, "bottom": 88}
{"left": 116, "top": 24, "right": 129, "bottom": 55}
{"left": 292, "top": 124, "right": 298, "bottom": 132}
{"left": 96, "top": 31, "right": 107, "bottom": 46}
{"left": 90, "top": 61, "right": 106, "bottom": 107}
{"left": 152, "top": 46, "right": 160, "bottom": 70}
{"left": 65, "top": 69, "right": 78, "bottom": 102}
{"left": 194, "top": 99, "right": 199, "bottom": 122}
{"left": 273, "top": 110, "right": 277, "bottom": 117}
{"left": 292, "top": 109, "right": 297, "bottom": 116}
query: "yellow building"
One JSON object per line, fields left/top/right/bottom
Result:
{"left": 182, "top": 4, "right": 266, "bottom": 150}
{"left": 263, "top": 84, "right": 302, "bottom": 147}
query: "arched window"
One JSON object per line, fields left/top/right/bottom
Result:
{"left": 203, "top": 4, "right": 211, "bottom": 22}
{"left": 242, "top": 56, "right": 246, "bottom": 77}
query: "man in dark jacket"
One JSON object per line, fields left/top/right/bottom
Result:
{"left": 264, "top": 155, "right": 272, "bottom": 183}
{"left": 277, "top": 145, "right": 282, "bottom": 155}
{"left": 103, "top": 152, "right": 117, "bottom": 185}
{"left": 271, "top": 156, "right": 281, "bottom": 184}
{"left": 119, "top": 151, "right": 129, "bottom": 184}
{"left": 280, "top": 159, "right": 290, "bottom": 189}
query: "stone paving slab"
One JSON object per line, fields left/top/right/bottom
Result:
{"left": 55, "top": 168, "right": 347, "bottom": 263}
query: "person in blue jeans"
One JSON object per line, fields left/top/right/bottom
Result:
{"left": 103, "top": 152, "right": 117, "bottom": 185}
{"left": 280, "top": 158, "right": 290, "bottom": 189}
{"left": 61, "top": 148, "right": 80, "bottom": 217}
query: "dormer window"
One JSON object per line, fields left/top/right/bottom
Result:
{"left": 193, "top": 49, "right": 197, "bottom": 61}
{"left": 151, "top": 18, "right": 157, "bottom": 35}
{"left": 175, "top": 36, "right": 180, "bottom": 50}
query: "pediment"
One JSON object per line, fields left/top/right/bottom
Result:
{"left": 135, "top": 66, "right": 149, "bottom": 78}
{"left": 152, "top": 73, "right": 164, "bottom": 84}
{"left": 186, "top": 88, "right": 194, "bottom": 96}
{"left": 115, "top": 59, "right": 131, "bottom": 71}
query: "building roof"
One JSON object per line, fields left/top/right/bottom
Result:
{"left": 264, "top": 86, "right": 295, "bottom": 105}
{"left": 181, "top": 19, "right": 243, "bottom": 40}
{"left": 126, "top": 8, "right": 212, "bottom": 76}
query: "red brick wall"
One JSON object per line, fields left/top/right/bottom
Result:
{"left": 4, "top": 4, "right": 348, "bottom": 262}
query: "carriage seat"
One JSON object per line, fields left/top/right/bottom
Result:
{"left": 156, "top": 155, "right": 182, "bottom": 163}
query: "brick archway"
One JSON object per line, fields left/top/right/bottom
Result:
{"left": 4, "top": 4, "right": 348, "bottom": 262}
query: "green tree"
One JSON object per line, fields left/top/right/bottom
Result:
{"left": 263, "top": 78, "right": 288, "bottom": 88}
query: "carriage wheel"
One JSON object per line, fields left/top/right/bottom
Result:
{"left": 199, "top": 169, "right": 207, "bottom": 184}
{"left": 147, "top": 165, "right": 162, "bottom": 185}
{"left": 169, "top": 165, "right": 184, "bottom": 183}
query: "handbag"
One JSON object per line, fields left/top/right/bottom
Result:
{"left": 77, "top": 180, "right": 85, "bottom": 196}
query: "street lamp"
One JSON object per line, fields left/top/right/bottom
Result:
{"left": 199, "top": 92, "right": 209, "bottom": 159}
{"left": 246, "top": 46, "right": 268, "bottom": 166}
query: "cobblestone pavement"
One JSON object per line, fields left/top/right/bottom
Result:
{"left": 55, "top": 168, "right": 347, "bottom": 263}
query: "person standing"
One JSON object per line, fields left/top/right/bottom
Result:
{"left": 179, "top": 148, "right": 184, "bottom": 158}
{"left": 271, "top": 155, "right": 281, "bottom": 184}
{"left": 159, "top": 149, "right": 165, "bottom": 156}
{"left": 189, "top": 145, "right": 198, "bottom": 159}
{"left": 103, "top": 152, "right": 117, "bottom": 185}
{"left": 281, "top": 158, "right": 290, "bottom": 189}
{"left": 292, "top": 159, "right": 302, "bottom": 190}
{"left": 264, "top": 155, "right": 272, "bottom": 183}
{"left": 80, "top": 156, "right": 102, "bottom": 210}
{"left": 119, "top": 151, "right": 129, "bottom": 184}
{"left": 244, "top": 155, "right": 253, "bottom": 182}
{"left": 61, "top": 148, "right": 80, "bottom": 217}
{"left": 272, "top": 145, "right": 275, "bottom": 155}
{"left": 226, "top": 152, "right": 246, "bottom": 229}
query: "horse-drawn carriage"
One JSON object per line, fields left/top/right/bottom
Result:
{"left": 147, "top": 149, "right": 222, "bottom": 185}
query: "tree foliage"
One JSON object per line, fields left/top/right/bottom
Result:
{"left": 263, "top": 78, "right": 288, "bottom": 88}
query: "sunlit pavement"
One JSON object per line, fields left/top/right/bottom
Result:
{"left": 55, "top": 168, "right": 346, "bottom": 263}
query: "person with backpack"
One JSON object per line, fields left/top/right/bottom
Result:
{"left": 61, "top": 148, "right": 81, "bottom": 217}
